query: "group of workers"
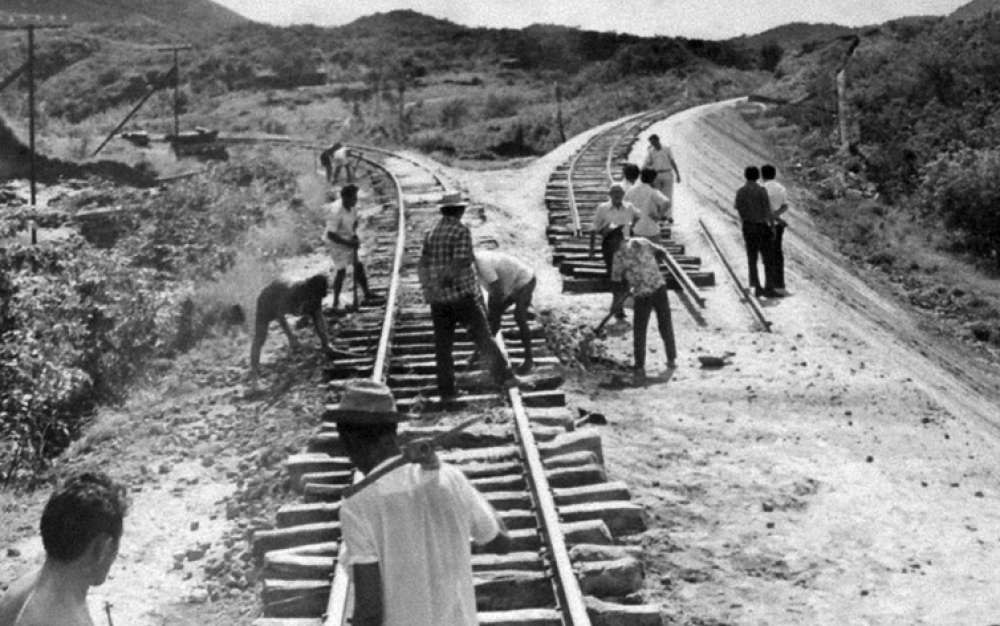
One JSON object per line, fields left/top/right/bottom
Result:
{"left": 0, "top": 133, "right": 798, "bottom": 626}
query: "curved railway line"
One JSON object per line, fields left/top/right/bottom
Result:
{"left": 250, "top": 145, "right": 662, "bottom": 626}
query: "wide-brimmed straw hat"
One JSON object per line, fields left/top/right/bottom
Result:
{"left": 437, "top": 191, "right": 467, "bottom": 210}
{"left": 327, "top": 379, "right": 408, "bottom": 424}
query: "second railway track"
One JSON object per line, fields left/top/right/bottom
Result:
{"left": 251, "top": 146, "right": 664, "bottom": 625}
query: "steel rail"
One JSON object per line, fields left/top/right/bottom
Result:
{"left": 495, "top": 340, "right": 592, "bottom": 626}
{"left": 321, "top": 148, "right": 409, "bottom": 626}
{"left": 698, "top": 218, "right": 772, "bottom": 332}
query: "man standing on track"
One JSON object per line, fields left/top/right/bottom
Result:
{"left": 610, "top": 237, "right": 678, "bottom": 385}
{"left": 325, "top": 184, "right": 381, "bottom": 312}
{"left": 469, "top": 249, "right": 537, "bottom": 375}
{"left": 589, "top": 183, "right": 640, "bottom": 321}
{"left": 625, "top": 167, "right": 671, "bottom": 243}
{"left": 419, "top": 192, "right": 519, "bottom": 403}
{"left": 642, "top": 134, "right": 681, "bottom": 207}
{"left": 334, "top": 379, "right": 510, "bottom": 626}
{"left": 0, "top": 472, "right": 128, "bottom": 626}
{"left": 734, "top": 166, "right": 779, "bottom": 299}
{"left": 761, "top": 164, "right": 789, "bottom": 296}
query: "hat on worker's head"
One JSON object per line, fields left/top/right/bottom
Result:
{"left": 327, "top": 379, "right": 409, "bottom": 424}
{"left": 437, "top": 191, "right": 468, "bottom": 212}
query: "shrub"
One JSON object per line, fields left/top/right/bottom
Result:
{"left": 920, "top": 147, "right": 1000, "bottom": 267}
{"left": 440, "top": 98, "right": 469, "bottom": 129}
{"left": 482, "top": 92, "right": 521, "bottom": 119}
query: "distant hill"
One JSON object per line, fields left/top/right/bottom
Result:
{"left": 734, "top": 22, "right": 855, "bottom": 51}
{"left": 950, "top": 0, "right": 1000, "bottom": 19}
{"left": 0, "top": 0, "right": 248, "bottom": 39}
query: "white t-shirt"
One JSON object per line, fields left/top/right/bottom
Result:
{"left": 475, "top": 250, "right": 534, "bottom": 299}
{"left": 591, "top": 201, "right": 640, "bottom": 238}
{"left": 762, "top": 179, "right": 789, "bottom": 219}
{"left": 643, "top": 145, "right": 675, "bottom": 176}
{"left": 340, "top": 461, "right": 500, "bottom": 626}
{"left": 332, "top": 146, "right": 350, "bottom": 164}
{"left": 624, "top": 183, "right": 669, "bottom": 237}
{"left": 325, "top": 200, "right": 357, "bottom": 246}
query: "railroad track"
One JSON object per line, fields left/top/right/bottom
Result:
{"left": 251, "top": 147, "right": 663, "bottom": 625}
{"left": 544, "top": 111, "right": 714, "bottom": 304}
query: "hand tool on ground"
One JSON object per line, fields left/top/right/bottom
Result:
{"left": 340, "top": 416, "right": 482, "bottom": 499}
{"left": 593, "top": 288, "right": 632, "bottom": 338}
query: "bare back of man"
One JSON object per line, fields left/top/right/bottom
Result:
{"left": 250, "top": 273, "right": 333, "bottom": 380}
{"left": 0, "top": 569, "right": 93, "bottom": 626}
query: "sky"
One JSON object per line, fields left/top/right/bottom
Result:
{"left": 213, "top": 0, "right": 974, "bottom": 39}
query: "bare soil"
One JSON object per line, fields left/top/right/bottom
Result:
{"left": 4, "top": 100, "right": 1000, "bottom": 625}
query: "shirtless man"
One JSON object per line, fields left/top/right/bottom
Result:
{"left": 0, "top": 472, "right": 127, "bottom": 626}
{"left": 250, "top": 273, "right": 338, "bottom": 381}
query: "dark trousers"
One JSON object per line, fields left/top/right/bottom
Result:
{"left": 601, "top": 232, "right": 625, "bottom": 316}
{"left": 742, "top": 222, "right": 778, "bottom": 290}
{"left": 431, "top": 295, "right": 509, "bottom": 397}
{"left": 772, "top": 224, "right": 786, "bottom": 290}
{"left": 486, "top": 278, "right": 536, "bottom": 364}
{"left": 633, "top": 285, "right": 676, "bottom": 370}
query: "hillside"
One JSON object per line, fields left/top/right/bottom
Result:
{"left": 734, "top": 22, "right": 855, "bottom": 51}
{"left": 951, "top": 0, "right": 1000, "bottom": 19}
{"left": 0, "top": 0, "right": 248, "bottom": 39}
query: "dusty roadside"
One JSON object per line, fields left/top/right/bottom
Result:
{"left": 456, "top": 100, "right": 1000, "bottom": 624}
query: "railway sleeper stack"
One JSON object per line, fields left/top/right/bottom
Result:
{"left": 252, "top": 306, "right": 663, "bottom": 625}
{"left": 545, "top": 113, "right": 715, "bottom": 294}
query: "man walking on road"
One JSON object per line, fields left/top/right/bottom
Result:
{"left": 325, "top": 184, "right": 382, "bottom": 311}
{"left": 419, "top": 192, "right": 519, "bottom": 402}
{"left": 590, "top": 183, "right": 640, "bottom": 321}
{"left": 334, "top": 379, "right": 510, "bottom": 626}
{"left": 642, "top": 134, "right": 681, "bottom": 207}
{"left": 610, "top": 237, "right": 678, "bottom": 385}
{"left": 761, "top": 164, "right": 789, "bottom": 296}
{"left": 470, "top": 249, "right": 537, "bottom": 375}
{"left": 734, "top": 166, "right": 779, "bottom": 298}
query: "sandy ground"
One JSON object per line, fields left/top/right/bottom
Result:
{"left": 4, "top": 101, "right": 1000, "bottom": 625}
{"left": 445, "top": 100, "right": 1000, "bottom": 624}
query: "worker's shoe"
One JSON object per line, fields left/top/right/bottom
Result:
{"left": 514, "top": 361, "right": 534, "bottom": 376}
{"left": 632, "top": 368, "right": 647, "bottom": 386}
{"left": 753, "top": 287, "right": 765, "bottom": 298}
{"left": 362, "top": 293, "right": 386, "bottom": 306}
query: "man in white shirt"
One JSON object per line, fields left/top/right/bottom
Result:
{"left": 325, "top": 184, "right": 381, "bottom": 310}
{"left": 642, "top": 134, "right": 681, "bottom": 207}
{"left": 761, "top": 164, "right": 789, "bottom": 296}
{"left": 589, "top": 183, "right": 640, "bottom": 321}
{"left": 624, "top": 167, "right": 671, "bottom": 243}
{"left": 334, "top": 380, "right": 511, "bottom": 626}
{"left": 471, "top": 249, "right": 536, "bottom": 374}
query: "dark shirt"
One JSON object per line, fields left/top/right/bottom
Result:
{"left": 419, "top": 215, "right": 478, "bottom": 304}
{"left": 734, "top": 181, "right": 772, "bottom": 224}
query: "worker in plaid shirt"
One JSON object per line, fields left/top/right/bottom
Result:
{"left": 418, "top": 192, "right": 517, "bottom": 403}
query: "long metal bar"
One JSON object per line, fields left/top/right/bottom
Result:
{"left": 496, "top": 335, "right": 591, "bottom": 625}
{"left": 698, "top": 218, "right": 772, "bottom": 331}
{"left": 322, "top": 149, "right": 408, "bottom": 626}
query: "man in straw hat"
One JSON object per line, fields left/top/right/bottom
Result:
{"left": 332, "top": 379, "right": 510, "bottom": 626}
{"left": 418, "top": 192, "right": 519, "bottom": 403}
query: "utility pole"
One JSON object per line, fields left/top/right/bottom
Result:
{"left": 157, "top": 44, "right": 192, "bottom": 138}
{"left": 0, "top": 19, "right": 70, "bottom": 209}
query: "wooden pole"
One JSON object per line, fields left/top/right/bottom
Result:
{"left": 173, "top": 48, "right": 179, "bottom": 137}
{"left": 27, "top": 24, "right": 35, "bottom": 208}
